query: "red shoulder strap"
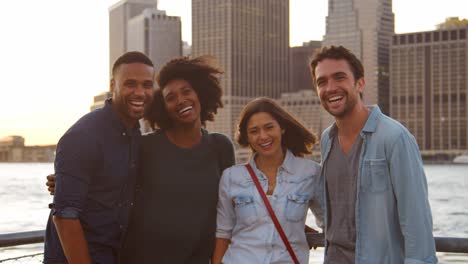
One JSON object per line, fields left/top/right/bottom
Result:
{"left": 245, "top": 164, "right": 300, "bottom": 264}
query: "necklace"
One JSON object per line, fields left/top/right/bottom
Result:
{"left": 267, "top": 178, "right": 276, "bottom": 194}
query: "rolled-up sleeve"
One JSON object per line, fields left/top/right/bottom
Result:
{"left": 389, "top": 132, "right": 437, "bottom": 263}
{"left": 215, "top": 167, "right": 235, "bottom": 239}
{"left": 52, "top": 130, "right": 99, "bottom": 219}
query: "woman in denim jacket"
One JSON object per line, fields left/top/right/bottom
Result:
{"left": 212, "top": 97, "right": 324, "bottom": 264}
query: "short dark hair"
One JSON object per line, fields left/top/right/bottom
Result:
{"left": 145, "top": 56, "right": 224, "bottom": 130}
{"left": 309, "top": 45, "right": 364, "bottom": 84}
{"left": 112, "top": 51, "right": 154, "bottom": 77}
{"left": 236, "top": 97, "right": 317, "bottom": 157}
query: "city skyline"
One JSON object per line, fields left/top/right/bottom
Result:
{"left": 1, "top": 0, "right": 467, "bottom": 145}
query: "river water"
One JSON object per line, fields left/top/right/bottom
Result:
{"left": 0, "top": 163, "right": 467, "bottom": 263}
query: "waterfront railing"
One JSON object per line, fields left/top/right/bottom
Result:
{"left": 1, "top": 230, "right": 468, "bottom": 254}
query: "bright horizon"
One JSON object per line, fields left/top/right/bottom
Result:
{"left": 0, "top": 0, "right": 467, "bottom": 145}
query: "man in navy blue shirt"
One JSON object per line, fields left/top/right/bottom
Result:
{"left": 44, "top": 51, "right": 155, "bottom": 264}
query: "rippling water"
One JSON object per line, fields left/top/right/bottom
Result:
{"left": 0, "top": 163, "right": 467, "bottom": 263}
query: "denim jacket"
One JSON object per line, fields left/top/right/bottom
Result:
{"left": 216, "top": 150, "right": 324, "bottom": 264}
{"left": 320, "top": 106, "right": 437, "bottom": 264}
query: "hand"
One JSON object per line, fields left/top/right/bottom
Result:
{"left": 305, "top": 224, "right": 319, "bottom": 234}
{"left": 46, "top": 174, "right": 56, "bottom": 195}
{"left": 305, "top": 225, "right": 319, "bottom": 250}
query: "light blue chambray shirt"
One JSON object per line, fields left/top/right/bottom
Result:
{"left": 320, "top": 106, "right": 437, "bottom": 264}
{"left": 216, "top": 150, "right": 324, "bottom": 264}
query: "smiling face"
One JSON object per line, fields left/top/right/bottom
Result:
{"left": 246, "top": 112, "right": 285, "bottom": 159}
{"left": 111, "top": 62, "right": 154, "bottom": 128}
{"left": 314, "top": 58, "right": 365, "bottom": 119}
{"left": 161, "top": 79, "right": 202, "bottom": 127}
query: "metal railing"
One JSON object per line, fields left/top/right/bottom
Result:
{"left": 1, "top": 230, "right": 468, "bottom": 253}
{"left": 0, "top": 231, "right": 44, "bottom": 248}
{"left": 305, "top": 232, "right": 468, "bottom": 253}
{"left": 1, "top": 230, "right": 467, "bottom": 263}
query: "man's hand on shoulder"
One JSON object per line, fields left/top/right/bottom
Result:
{"left": 46, "top": 174, "right": 56, "bottom": 195}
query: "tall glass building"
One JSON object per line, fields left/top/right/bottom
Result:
{"left": 323, "top": 0, "right": 395, "bottom": 115}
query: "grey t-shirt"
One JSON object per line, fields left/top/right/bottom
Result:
{"left": 121, "top": 129, "right": 235, "bottom": 264}
{"left": 324, "top": 134, "right": 363, "bottom": 264}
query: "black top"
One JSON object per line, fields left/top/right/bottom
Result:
{"left": 121, "top": 129, "right": 235, "bottom": 264}
{"left": 44, "top": 99, "right": 141, "bottom": 264}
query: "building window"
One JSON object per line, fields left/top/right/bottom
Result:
{"left": 442, "top": 31, "right": 448, "bottom": 41}
{"left": 451, "top": 30, "right": 457, "bottom": 40}
{"left": 460, "top": 29, "right": 466, "bottom": 39}
{"left": 425, "top": 32, "right": 431, "bottom": 42}
{"left": 434, "top": 32, "right": 440, "bottom": 41}
{"left": 400, "top": 35, "right": 406, "bottom": 44}
{"left": 417, "top": 33, "right": 422, "bottom": 43}
{"left": 409, "top": 34, "right": 414, "bottom": 44}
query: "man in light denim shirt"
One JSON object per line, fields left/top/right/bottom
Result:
{"left": 309, "top": 45, "right": 437, "bottom": 264}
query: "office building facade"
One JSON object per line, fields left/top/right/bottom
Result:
{"left": 323, "top": 0, "right": 394, "bottom": 114}
{"left": 390, "top": 25, "right": 468, "bottom": 156}
{"left": 109, "top": 0, "right": 158, "bottom": 70}
{"left": 127, "top": 8, "right": 182, "bottom": 72}
{"left": 192, "top": 0, "right": 290, "bottom": 138}
{"left": 290, "top": 41, "right": 322, "bottom": 93}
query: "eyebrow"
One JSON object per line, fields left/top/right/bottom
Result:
{"left": 316, "top": 71, "right": 348, "bottom": 82}
{"left": 247, "top": 122, "right": 274, "bottom": 130}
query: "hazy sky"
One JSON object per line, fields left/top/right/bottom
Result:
{"left": 0, "top": 0, "right": 467, "bottom": 145}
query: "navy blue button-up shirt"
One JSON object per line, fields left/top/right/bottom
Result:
{"left": 44, "top": 99, "right": 140, "bottom": 264}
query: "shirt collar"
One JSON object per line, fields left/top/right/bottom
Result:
{"left": 361, "top": 105, "right": 381, "bottom": 133}
{"left": 247, "top": 149, "right": 296, "bottom": 176}
{"left": 103, "top": 98, "right": 141, "bottom": 136}
{"left": 327, "top": 105, "right": 382, "bottom": 139}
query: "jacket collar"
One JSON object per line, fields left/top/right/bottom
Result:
{"left": 327, "top": 105, "right": 382, "bottom": 139}
{"left": 248, "top": 149, "right": 296, "bottom": 176}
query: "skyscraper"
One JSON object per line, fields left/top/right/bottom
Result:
{"left": 109, "top": 0, "right": 158, "bottom": 71}
{"left": 290, "top": 41, "right": 322, "bottom": 93}
{"left": 323, "top": 0, "right": 394, "bottom": 114}
{"left": 390, "top": 24, "right": 468, "bottom": 157}
{"left": 127, "top": 8, "right": 182, "bottom": 72}
{"left": 192, "top": 0, "right": 290, "bottom": 138}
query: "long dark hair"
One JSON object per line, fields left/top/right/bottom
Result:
{"left": 236, "top": 97, "right": 317, "bottom": 157}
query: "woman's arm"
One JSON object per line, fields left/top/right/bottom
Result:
{"left": 213, "top": 167, "right": 235, "bottom": 263}
{"left": 211, "top": 238, "right": 231, "bottom": 264}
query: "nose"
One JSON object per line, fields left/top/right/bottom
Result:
{"left": 324, "top": 79, "right": 338, "bottom": 93}
{"left": 258, "top": 129, "right": 268, "bottom": 140}
{"left": 134, "top": 84, "right": 145, "bottom": 96}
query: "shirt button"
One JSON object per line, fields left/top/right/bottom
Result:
{"left": 122, "top": 132, "right": 126, "bottom": 136}
{"left": 130, "top": 202, "right": 134, "bottom": 206}
{"left": 120, "top": 225, "right": 123, "bottom": 229}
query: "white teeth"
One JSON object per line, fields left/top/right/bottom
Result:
{"left": 179, "top": 106, "right": 193, "bottom": 114}
{"left": 130, "top": 101, "right": 144, "bottom": 106}
{"left": 260, "top": 141, "right": 272, "bottom": 147}
{"left": 328, "top": 96, "right": 342, "bottom": 102}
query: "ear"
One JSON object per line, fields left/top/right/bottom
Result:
{"left": 356, "top": 77, "right": 365, "bottom": 93}
{"left": 110, "top": 79, "right": 115, "bottom": 93}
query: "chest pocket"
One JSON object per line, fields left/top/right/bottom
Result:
{"left": 233, "top": 195, "right": 257, "bottom": 225}
{"left": 361, "top": 159, "right": 390, "bottom": 192}
{"left": 286, "top": 194, "right": 309, "bottom": 222}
